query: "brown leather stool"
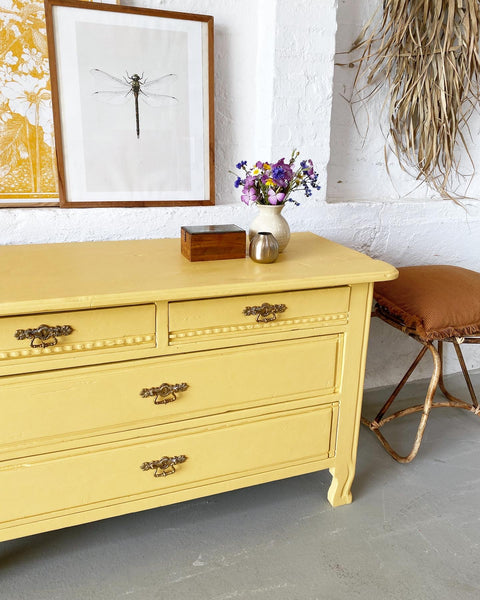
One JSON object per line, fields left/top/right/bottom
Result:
{"left": 363, "top": 265, "right": 480, "bottom": 463}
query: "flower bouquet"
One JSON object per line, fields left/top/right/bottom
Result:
{"left": 232, "top": 150, "right": 321, "bottom": 206}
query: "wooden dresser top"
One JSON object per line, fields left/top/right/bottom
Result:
{"left": 0, "top": 233, "right": 397, "bottom": 315}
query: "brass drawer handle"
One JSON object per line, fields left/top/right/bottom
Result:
{"left": 14, "top": 324, "right": 74, "bottom": 348}
{"left": 141, "top": 455, "right": 187, "bottom": 477}
{"left": 140, "top": 382, "right": 189, "bottom": 405}
{"left": 243, "top": 302, "right": 287, "bottom": 323}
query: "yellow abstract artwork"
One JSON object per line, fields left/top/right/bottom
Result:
{"left": 0, "top": 0, "right": 111, "bottom": 205}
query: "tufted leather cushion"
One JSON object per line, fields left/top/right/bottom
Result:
{"left": 374, "top": 265, "right": 480, "bottom": 341}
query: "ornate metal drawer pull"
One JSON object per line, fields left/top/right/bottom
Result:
{"left": 141, "top": 455, "right": 187, "bottom": 477}
{"left": 140, "top": 382, "right": 189, "bottom": 405}
{"left": 243, "top": 302, "right": 287, "bottom": 323}
{"left": 14, "top": 324, "right": 74, "bottom": 348}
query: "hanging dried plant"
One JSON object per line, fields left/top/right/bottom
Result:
{"left": 346, "top": 0, "right": 480, "bottom": 200}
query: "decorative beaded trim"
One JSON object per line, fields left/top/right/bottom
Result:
{"left": 0, "top": 334, "right": 155, "bottom": 361}
{"left": 169, "top": 313, "right": 348, "bottom": 342}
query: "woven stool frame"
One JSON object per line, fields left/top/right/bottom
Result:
{"left": 362, "top": 305, "right": 480, "bottom": 463}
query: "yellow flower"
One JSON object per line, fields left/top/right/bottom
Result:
{"left": 252, "top": 167, "right": 260, "bottom": 175}
{"left": 263, "top": 162, "right": 271, "bottom": 170}
{"left": 265, "top": 178, "right": 274, "bottom": 186}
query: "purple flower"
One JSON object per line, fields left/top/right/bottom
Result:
{"left": 271, "top": 159, "right": 293, "bottom": 186}
{"left": 267, "top": 188, "right": 286, "bottom": 205}
{"left": 234, "top": 176, "right": 243, "bottom": 188}
{"left": 244, "top": 175, "right": 256, "bottom": 189}
{"left": 241, "top": 186, "right": 258, "bottom": 205}
{"left": 300, "top": 159, "right": 315, "bottom": 177}
{"left": 236, "top": 160, "right": 247, "bottom": 169}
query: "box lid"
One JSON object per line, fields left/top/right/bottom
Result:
{"left": 181, "top": 224, "right": 245, "bottom": 235}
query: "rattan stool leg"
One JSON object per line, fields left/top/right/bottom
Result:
{"left": 438, "top": 340, "right": 479, "bottom": 409}
{"left": 452, "top": 340, "right": 479, "bottom": 408}
{"left": 362, "top": 342, "right": 441, "bottom": 463}
{"left": 369, "top": 345, "right": 429, "bottom": 427}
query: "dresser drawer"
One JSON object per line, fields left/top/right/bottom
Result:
{"left": 0, "top": 403, "right": 337, "bottom": 525}
{"left": 0, "top": 305, "right": 155, "bottom": 369}
{"left": 168, "top": 287, "right": 350, "bottom": 347}
{"left": 0, "top": 335, "right": 342, "bottom": 454}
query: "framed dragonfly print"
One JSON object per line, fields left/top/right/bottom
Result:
{"left": 44, "top": 0, "right": 215, "bottom": 207}
{"left": 0, "top": 0, "right": 116, "bottom": 208}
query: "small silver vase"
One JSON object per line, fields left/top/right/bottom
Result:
{"left": 249, "top": 232, "right": 279, "bottom": 263}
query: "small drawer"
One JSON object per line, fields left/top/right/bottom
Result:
{"left": 0, "top": 304, "right": 156, "bottom": 368}
{"left": 168, "top": 287, "right": 350, "bottom": 347}
{"left": 0, "top": 403, "right": 337, "bottom": 525}
{"left": 0, "top": 336, "right": 342, "bottom": 454}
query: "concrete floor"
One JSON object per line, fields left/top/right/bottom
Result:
{"left": 1, "top": 372, "right": 479, "bottom": 600}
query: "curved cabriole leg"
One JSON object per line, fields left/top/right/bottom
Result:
{"left": 327, "top": 463, "right": 353, "bottom": 507}
{"left": 362, "top": 342, "right": 441, "bottom": 463}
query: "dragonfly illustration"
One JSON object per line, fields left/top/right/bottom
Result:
{"left": 90, "top": 69, "right": 178, "bottom": 138}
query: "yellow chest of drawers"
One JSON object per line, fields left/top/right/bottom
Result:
{"left": 0, "top": 233, "right": 397, "bottom": 541}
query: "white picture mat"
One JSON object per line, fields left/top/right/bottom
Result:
{"left": 52, "top": 5, "right": 209, "bottom": 203}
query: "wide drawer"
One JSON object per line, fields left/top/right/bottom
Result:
{"left": 169, "top": 287, "right": 350, "bottom": 347}
{"left": 0, "top": 403, "right": 337, "bottom": 525}
{"left": 0, "top": 335, "right": 342, "bottom": 454}
{"left": 0, "top": 305, "right": 156, "bottom": 368}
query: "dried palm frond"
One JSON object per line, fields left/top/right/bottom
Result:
{"left": 346, "top": 0, "right": 480, "bottom": 201}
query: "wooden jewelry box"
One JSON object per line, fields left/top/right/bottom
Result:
{"left": 180, "top": 224, "right": 246, "bottom": 261}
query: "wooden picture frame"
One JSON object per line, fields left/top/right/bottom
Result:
{"left": 0, "top": 0, "right": 117, "bottom": 208}
{"left": 44, "top": 0, "right": 215, "bottom": 207}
